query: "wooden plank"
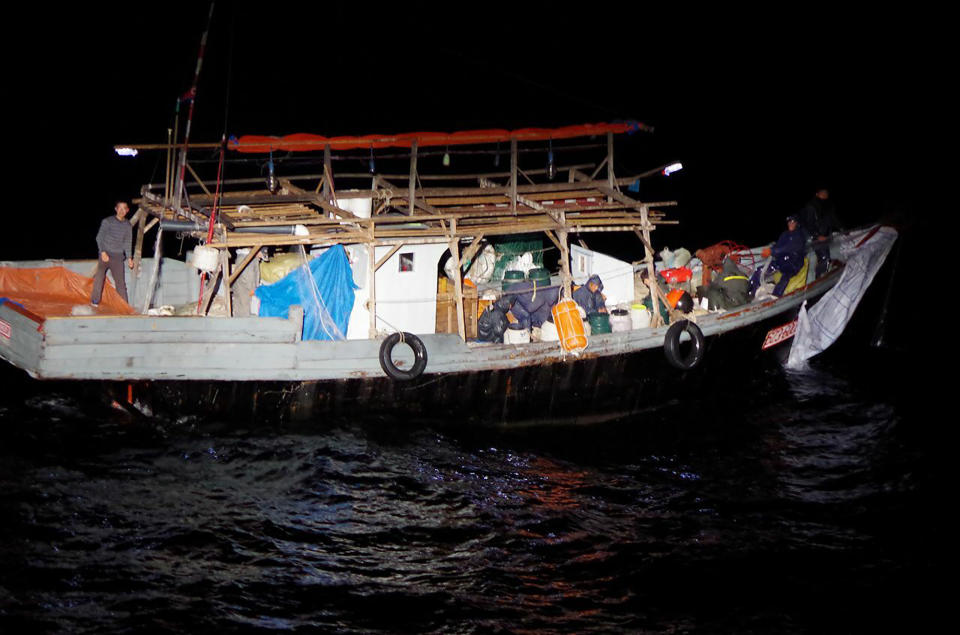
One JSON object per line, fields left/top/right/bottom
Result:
{"left": 42, "top": 315, "right": 297, "bottom": 334}
{"left": 43, "top": 330, "right": 297, "bottom": 345}
{"left": 41, "top": 342, "right": 299, "bottom": 364}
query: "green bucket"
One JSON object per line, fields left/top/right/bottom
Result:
{"left": 587, "top": 312, "right": 611, "bottom": 334}
{"left": 527, "top": 267, "right": 551, "bottom": 285}
{"left": 502, "top": 269, "right": 525, "bottom": 292}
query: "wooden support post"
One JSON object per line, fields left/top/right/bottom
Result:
{"left": 606, "top": 131, "right": 615, "bottom": 202}
{"left": 132, "top": 207, "right": 147, "bottom": 271}
{"left": 510, "top": 139, "right": 518, "bottom": 213}
{"left": 558, "top": 213, "right": 573, "bottom": 300}
{"left": 322, "top": 144, "right": 332, "bottom": 204}
{"left": 141, "top": 228, "right": 163, "bottom": 314}
{"left": 409, "top": 140, "right": 418, "bottom": 216}
{"left": 449, "top": 220, "right": 466, "bottom": 340}
{"left": 220, "top": 248, "right": 232, "bottom": 317}
{"left": 633, "top": 205, "right": 664, "bottom": 327}
{"left": 186, "top": 161, "right": 213, "bottom": 196}
{"left": 227, "top": 243, "right": 263, "bottom": 286}
{"left": 164, "top": 127, "right": 173, "bottom": 208}
{"left": 367, "top": 241, "right": 377, "bottom": 339}
{"left": 460, "top": 234, "right": 486, "bottom": 269}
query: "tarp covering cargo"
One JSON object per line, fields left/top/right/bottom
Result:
{"left": 786, "top": 225, "right": 898, "bottom": 368}
{"left": 0, "top": 266, "right": 136, "bottom": 318}
{"left": 254, "top": 245, "right": 356, "bottom": 340}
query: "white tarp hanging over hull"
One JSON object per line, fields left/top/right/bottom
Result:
{"left": 786, "top": 225, "right": 899, "bottom": 368}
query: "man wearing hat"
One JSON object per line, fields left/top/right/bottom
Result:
{"left": 751, "top": 215, "right": 809, "bottom": 297}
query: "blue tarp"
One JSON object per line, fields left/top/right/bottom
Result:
{"left": 254, "top": 245, "right": 357, "bottom": 340}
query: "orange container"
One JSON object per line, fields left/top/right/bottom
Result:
{"left": 552, "top": 299, "right": 587, "bottom": 352}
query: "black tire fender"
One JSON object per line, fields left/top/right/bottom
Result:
{"left": 379, "top": 332, "right": 428, "bottom": 380}
{"left": 664, "top": 320, "right": 705, "bottom": 370}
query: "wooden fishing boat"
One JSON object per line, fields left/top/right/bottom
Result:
{"left": 0, "top": 122, "right": 894, "bottom": 425}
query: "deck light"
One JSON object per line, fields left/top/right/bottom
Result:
{"left": 442, "top": 147, "right": 451, "bottom": 167}
{"left": 266, "top": 152, "right": 278, "bottom": 193}
{"left": 662, "top": 162, "right": 683, "bottom": 176}
{"left": 115, "top": 147, "right": 138, "bottom": 157}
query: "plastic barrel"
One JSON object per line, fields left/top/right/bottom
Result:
{"left": 609, "top": 308, "right": 631, "bottom": 332}
{"left": 504, "top": 321, "right": 530, "bottom": 344}
{"left": 551, "top": 300, "right": 587, "bottom": 352}
{"left": 630, "top": 303, "right": 651, "bottom": 329}
{"left": 588, "top": 312, "right": 612, "bottom": 334}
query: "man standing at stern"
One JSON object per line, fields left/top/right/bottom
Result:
{"left": 91, "top": 200, "right": 134, "bottom": 306}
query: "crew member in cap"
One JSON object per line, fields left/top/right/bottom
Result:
{"left": 750, "top": 215, "right": 809, "bottom": 297}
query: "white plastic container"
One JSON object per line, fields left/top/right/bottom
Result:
{"left": 504, "top": 324, "right": 530, "bottom": 344}
{"left": 610, "top": 309, "right": 632, "bottom": 332}
{"left": 190, "top": 246, "right": 219, "bottom": 273}
{"left": 540, "top": 319, "right": 559, "bottom": 342}
{"left": 630, "top": 303, "right": 651, "bottom": 329}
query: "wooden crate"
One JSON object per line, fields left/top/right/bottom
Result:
{"left": 436, "top": 285, "right": 478, "bottom": 338}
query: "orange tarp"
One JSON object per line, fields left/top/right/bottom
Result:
{"left": 0, "top": 266, "right": 137, "bottom": 318}
{"left": 229, "top": 121, "right": 649, "bottom": 153}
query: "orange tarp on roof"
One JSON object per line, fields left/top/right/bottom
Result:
{"left": 229, "top": 121, "right": 649, "bottom": 153}
{"left": 0, "top": 266, "right": 137, "bottom": 318}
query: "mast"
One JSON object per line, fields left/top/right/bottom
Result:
{"left": 173, "top": 3, "right": 215, "bottom": 213}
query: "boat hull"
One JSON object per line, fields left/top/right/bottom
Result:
{"left": 111, "top": 301, "right": 807, "bottom": 426}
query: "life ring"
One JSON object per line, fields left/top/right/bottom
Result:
{"left": 379, "top": 332, "right": 428, "bottom": 380}
{"left": 664, "top": 320, "right": 705, "bottom": 370}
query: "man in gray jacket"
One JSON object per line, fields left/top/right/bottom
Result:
{"left": 91, "top": 201, "right": 134, "bottom": 305}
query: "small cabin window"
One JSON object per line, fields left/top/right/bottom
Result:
{"left": 399, "top": 252, "right": 415, "bottom": 272}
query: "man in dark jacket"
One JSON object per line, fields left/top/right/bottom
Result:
{"left": 572, "top": 274, "right": 607, "bottom": 315}
{"left": 798, "top": 188, "right": 842, "bottom": 276}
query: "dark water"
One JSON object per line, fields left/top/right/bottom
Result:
{"left": 0, "top": 343, "right": 946, "bottom": 633}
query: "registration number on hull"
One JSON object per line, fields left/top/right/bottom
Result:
{"left": 762, "top": 319, "right": 797, "bottom": 350}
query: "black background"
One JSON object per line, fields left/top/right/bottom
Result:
{"left": 5, "top": 2, "right": 942, "bottom": 261}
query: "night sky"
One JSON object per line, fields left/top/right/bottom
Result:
{"left": 7, "top": 3, "right": 942, "bottom": 261}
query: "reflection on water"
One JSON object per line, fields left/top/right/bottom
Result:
{"left": 0, "top": 350, "right": 947, "bottom": 633}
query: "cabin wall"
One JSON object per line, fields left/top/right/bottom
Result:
{"left": 570, "top": 245, "right": 634, "bottom": 309}
{"left": 346, "top": 243, "right": 448, "bottom": 338}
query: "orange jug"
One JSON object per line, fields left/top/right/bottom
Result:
{"left": 552, "top": 299, "right": 587, "bottom": 352}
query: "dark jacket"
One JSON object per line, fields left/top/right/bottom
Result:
{"left": 572, "top": 274, "right": 606, "bottom": 315}
{"left": 799, "top": 197, "right": 841, "bottom": 238}
{"left": 699, "top": 257, "right": 750, "bottom": 310}
{"left": 508, "top": 279, "right": 556, "bottom": 328}
{"left": 771, "top": 226, "right": 808, "bottom": 264}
